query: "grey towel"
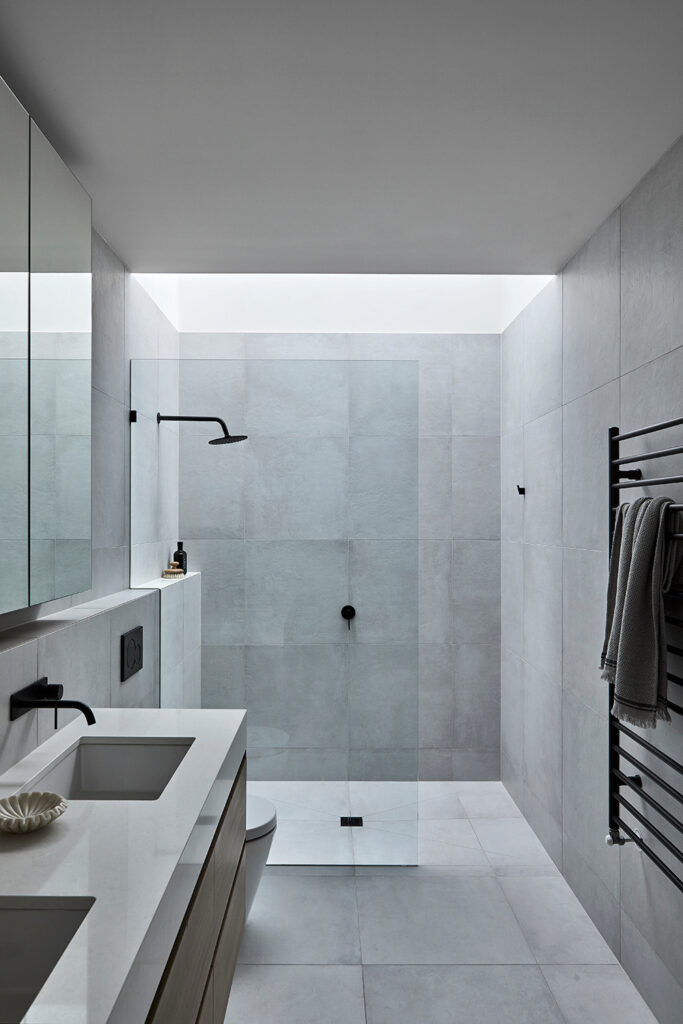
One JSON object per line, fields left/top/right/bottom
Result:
{"left": 601, "top": 496, "right": 682, "bottom": 727}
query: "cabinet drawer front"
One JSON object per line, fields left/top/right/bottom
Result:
{"left": 197, "top": 970, "right": 214, "bottom": 1024}
{"left": 213, "top": 852, "right": 246, "bottom": 1024}
{"left": 147, "top": 858, "right": 215, "bottom": 1024}
{"left": 213, "top": 757, "right": 246, "bottom": 937}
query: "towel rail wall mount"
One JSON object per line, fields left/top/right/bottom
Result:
{"left": 606, "top": 418, "right": 683, "bottom": 894}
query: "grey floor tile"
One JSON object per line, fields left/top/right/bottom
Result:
{"left": 498, "top": 876, "right": 617, "bottom": 965}
{"left": 364, "top": 965, "right": 564, "bottom": 1024}
{"left": 238, "top": 875, "right": 361, "bottom": 965}
{"left": 470, "top": 817, "right": 555, "bottom": 869}
{"left": 355, "top": 873, "right": 534, "bottom": 964}
{"left": 226, "top": 965, "right": 366, "bottom": 1024}
{"left": 541, "top": 965, "right": 658, "bottom": 1024}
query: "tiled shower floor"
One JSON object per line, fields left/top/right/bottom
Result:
{"left": 247, "top": 780, "right": 528, "bottom": 865}
{"left": 231, "top": 782, "right": 658, "bottom": 1024}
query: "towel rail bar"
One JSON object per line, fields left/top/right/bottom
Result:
{"left": 615, "top": 818, "right": 683, "bottom": 895}
{"left": 606, "top": 421, "right": 683, "bottom": 885}
{"left": 613, "top": 443, "right": 683, "bottom": 466}
{"left": 616, "top": 794, "right": 683, "bottom": 864}
{"left": 613, "top": 745, "right": 683, "bottom": 805}
{"left": 613, "top": 473, "right": 683, "bottom": 489}
{"left": 612, "top": 768, "right": 683, "bottom": 835}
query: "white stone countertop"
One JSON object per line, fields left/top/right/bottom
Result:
{"left": 0, "top": 708, "right": 247, "bottom": 1023}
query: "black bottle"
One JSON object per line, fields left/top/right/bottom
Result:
{"left": 173, "top": 541, "right": 187, "bottom": 574}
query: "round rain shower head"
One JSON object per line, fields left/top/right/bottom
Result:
{"left": 209, "top": 434, "right": 248, "bottom": 445}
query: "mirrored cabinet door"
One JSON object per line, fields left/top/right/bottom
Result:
{"left": 29, "top": 122, "right": 92, "bottom": 604}
{"left": 0, "top": 79, "right": 30, "bottom": 614}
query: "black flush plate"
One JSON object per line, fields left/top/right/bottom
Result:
{"left": 121, "top": 626, "right": 143, "bottom": 681}
{"left": 340, "top": 816, "right": 363, "bottom": 827}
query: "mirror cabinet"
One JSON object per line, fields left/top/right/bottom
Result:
{"left": 0, "top": 78, "right": 92, "bottom": 614}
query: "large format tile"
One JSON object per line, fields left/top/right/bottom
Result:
{"left": 501, "top": 648, "right": 524, "bottom": 778}
{"left": 561, "top": 838, "right": 621, "bottom": 956}
{"left": 541, "top": 964, "right": 658, "bottom": 1024}
{"left": 562, "top": 547, "right": 609, "bottom": 717}
{"left": 455, "top": 780, "right": 522, "bottom": 819}
{"left": 349, "top": 541, "right": 418, "bottom": 644}
{"left": 349, "top": 644, "right": 418, "bottom": 750}
{"left": 179, "top": 358, "right": 245, "bottom": 433}
{"left": 267, "top": 821, "right": 354, "bottom": 865}
{"left": 179, "top": 431, "right": 245, "bottom": 539}
{"left": 523, "top": 544, "right": 562, "bottom": 682}
{"left": 562, "top": 210, "right": 620, "bottom": 403}
{"left": 418, "top": 644, "right": 455, "bottom": 749}
{"left": 187, "top": 539, "right": 245, "bottom": 644}
{"left": 245, "top": 436, "right": 347, "bottom": 539}
{"left": 246, "top": 645, "right": 348, "bottom": 750}
{"left": 451, "top": 540, "right": 500, "bottom": 645}
{"left": 562, "top": 691, "right": 619, "bottom": 899}
{"left": 109, "top": 593, "right": 159, "bottom": 709}
{"left": 419, "top": 359, "right": 453, "bottom": 436}
{"left": 238, "top": 874, "right": 360, "bottom": 964}
{"left": 349, "top": 436, "right": 418, "bottom": 539}
{"left": 620, "top": 344, "right": 683, "bottom": 471}
{"left": 349, "top": 359, "right": 418, "bottom": 437}
{"left": 91, "top": 390, "right": 128, "bottom": 551}
{"left": 501, "top": 429, "right": 524, "bottom": 542}
{"left": 418, "top": 437, "right": 452, "bottom": 540}
{"left": 248, "top": 781, "right": 350, "bottom": 821}
{"left": 364, "top": 965, "right": 563, "bottom": 1024}
{"left": 226, "top": 966, "right": 365, "bottom": 1024}
{"left": 523, "top": 409, "right": 562, "bottom": 546}
{"left": 501, "top": 314, "right": 524, "bottom": 436}
{"left": 91, "top": 232, "right": 126, "bottom": 404}
{"left": 621, "top": 135, "right": 683, "bottom": 374}
{"left": 419, "top": 542, "right": 452, "bottom": 643}
{"left": 501, "top": 540, "right": 523, "bottom": 656}
{"left": 451, "top": 437, "right": 500, "bottom": 540}
{"left": 36, "top": 614, "right": 110, "bottom": 742}
{"left": 522, "top": 662, "right": 562, "bottom": 827}
{"left": 452, "top": 334, "right": 500, "bottom": 436}
{"left": 499, "top": 875, "right": 616, "bottom": 964}
{"left": 451, "top": 644, "right": 500, "bottom": 753}
{"left": 562, "top": 380, "right": 619, "bottom": 551}
{"left": 201, "top": 645, "right": 246, "bottom": 708}
{"left": 0, "top": 640, "right": 38, "bottom": 776}
{"left": 245, "top": 540, "right": 348, "bottom": 644}
{"left": 248, "top": 746, "right": 349, "bottom": 782}
{"left": 355, "top": 873, "right": 534, "bottom": 964}
{"left": 620, "top": 911, "right": 683, "bottom": 1024}
{"left": 246, "top": 359, "right": 348, "bottom": 437}
{"left": 523, "top": 276, "right": 562, "bottom": 424}
{"left": 470, "top": 817, "right": 555, "bottom": 869}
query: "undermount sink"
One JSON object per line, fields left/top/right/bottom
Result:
{"left": 0, "top": 896, "right": 94, "bottom": 1023}
{"left": 25, "top": 736, "right": 194, "bottom": 801}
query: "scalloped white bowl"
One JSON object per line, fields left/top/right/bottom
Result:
{"left": 0, "top": 791, "right": 68, "bottom": 834}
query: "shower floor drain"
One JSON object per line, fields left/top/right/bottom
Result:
{"left": 340, "top": 816, "right": 363, "bottom": 827}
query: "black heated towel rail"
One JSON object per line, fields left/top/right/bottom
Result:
{"left": 606, "top": 420, "right": 683, "bottom": 894}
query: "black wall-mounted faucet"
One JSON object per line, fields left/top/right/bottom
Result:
{"left": 10, "top": 679, "right": 96, "bottom": 727}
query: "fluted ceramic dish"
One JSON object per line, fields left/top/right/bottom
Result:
{"left": 0, "top": 791, "right": 68, "bottom": 834}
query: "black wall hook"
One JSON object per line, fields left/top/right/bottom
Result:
{"left": 517, "top": 485, "right": 526, "bottom": 495}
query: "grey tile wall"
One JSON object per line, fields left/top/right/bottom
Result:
{"left": 180, "top": 336, "right": 501, "bottom": 782}
{"left": 500, "top": 135, "right": 683, "bottom": 1021}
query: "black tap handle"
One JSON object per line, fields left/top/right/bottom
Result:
{"left": 341, "top": 605, "right": 356, "bottom": 630}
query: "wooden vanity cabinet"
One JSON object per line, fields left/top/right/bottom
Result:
{"left": 146, "top": 758, "right": 246, "bottom": 1024}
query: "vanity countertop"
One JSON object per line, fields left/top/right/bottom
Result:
{"left": 0, "top": 707, "right": 247, "bottom": 1024}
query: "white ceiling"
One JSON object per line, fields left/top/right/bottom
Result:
{"left": 1, "top": 0, "right": 683, "bottom": 274}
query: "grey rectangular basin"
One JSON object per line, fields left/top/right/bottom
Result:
{"left": 0, "top": 895, "right": 94, "bottom": 1023}
{"left": 25, "top": 736, "right": 194, "bottom": 800}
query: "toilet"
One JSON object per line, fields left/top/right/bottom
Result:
{"left": 245, "top": 795, "right": 277, "bottom": 919}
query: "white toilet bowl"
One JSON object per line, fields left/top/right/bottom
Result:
{"left": 245, "top": 795, "right": 277, "bottom": 920}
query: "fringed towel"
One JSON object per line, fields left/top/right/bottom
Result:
{"left": 601, "top": 496, "right": 682, "bottom": 727}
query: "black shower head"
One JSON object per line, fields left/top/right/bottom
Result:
{"left": 209, "top": 434, "right": 248, "bottom": 445}
{"left": 157, "top": 413, "right": 247, "bottom": 446}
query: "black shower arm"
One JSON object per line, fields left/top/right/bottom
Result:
{"left": 157, "top": 413, "right": 230, "bottom": 438}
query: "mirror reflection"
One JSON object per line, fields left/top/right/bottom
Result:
{"left": 29, "top": 122, "right": 92, "bottom": 604}
{"left": 0, "top": 80, "right": 29, "bottom": 614}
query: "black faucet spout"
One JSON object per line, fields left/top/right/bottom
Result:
{"left": 9, "top": 679, "right": 96, "bottom": 726}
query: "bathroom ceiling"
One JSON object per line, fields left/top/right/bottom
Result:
{"left": 1, "top": 0, "right": 683, "bottom": 273}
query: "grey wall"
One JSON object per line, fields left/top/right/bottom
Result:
{"left": 500, "top": 136, "right": 683, "bottom": 1023}
{"left": 178, "top": 333, "right": 501, "bottom": 781}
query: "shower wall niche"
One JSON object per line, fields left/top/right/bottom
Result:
{"left": 178, "top": 358, "right": 419, "bottom": 782}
